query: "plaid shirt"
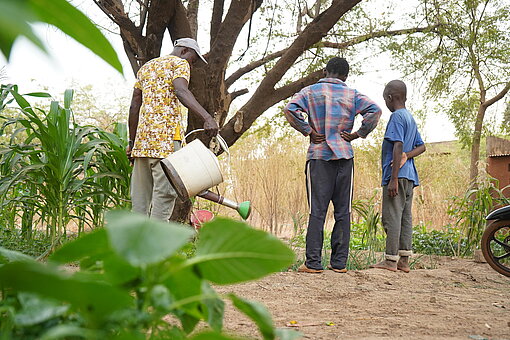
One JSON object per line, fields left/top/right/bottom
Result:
{"left": 284, "top": 78, "right": 381, "bottom": 160}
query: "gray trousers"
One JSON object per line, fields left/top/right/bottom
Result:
{"left": 305, "top": 159, "right": 353, "bottom": 270}
{"left": 382, "top": 178, "right": 414, "bottom": 261}
{"left": 130, "top": 142, "right": 181, "bottom": 222}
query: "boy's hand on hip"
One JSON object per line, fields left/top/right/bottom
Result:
{"left": 388, "top": 178, "right": 398, "bottom": 197}
{"left": 340, "top": 131, "right": 359, "bottom": 142}
{"left": 309, "top": 129, "right": 326, "bottom": 144}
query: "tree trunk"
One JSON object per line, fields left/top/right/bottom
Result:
{"left": 469, "top": 104, "right": 487, "bottom": 183}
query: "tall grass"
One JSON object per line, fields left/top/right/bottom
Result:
{"left": 213, "top": 127, "right": 472, "bottom": 238}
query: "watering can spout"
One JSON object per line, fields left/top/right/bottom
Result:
{"left": 198, "top": 190, "right": 251, "bottom": 220}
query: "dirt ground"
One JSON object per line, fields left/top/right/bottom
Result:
{"left": 215, "top": 257, "right": 510, "bottom": 340}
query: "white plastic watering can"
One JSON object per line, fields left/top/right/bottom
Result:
{"left": 160, "top": 131, "right": 251, "bottom": 219}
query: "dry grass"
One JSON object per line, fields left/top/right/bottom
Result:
{"left": 203, "top": 130, "right": 470, "bottom": 236}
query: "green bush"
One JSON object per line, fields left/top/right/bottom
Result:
{"left": 412, "top": 224, "right": 467, "bottom": 256}
{"left": 0, "top": 211, "right": 299, "bottom": 340}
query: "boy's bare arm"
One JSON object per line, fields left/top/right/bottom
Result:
{"left": 396, "top": 143, "right": 426, "bottom": 168}
{"left": 389, "top": 141, "right": 403, "bottom": 197}
{"left": 406, "top": 143, "right": 426, "bottom": 159}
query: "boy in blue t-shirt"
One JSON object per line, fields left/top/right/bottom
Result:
{"left": 370, "top": 80, "right": 426, "bottom": 273}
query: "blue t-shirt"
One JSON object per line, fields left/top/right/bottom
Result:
{"left": 381, "top": 108, "right": 424, "bottom": 186}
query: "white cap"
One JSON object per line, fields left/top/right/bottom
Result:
{"left": 174, "top": 38, "right": 207, "bottom": 64}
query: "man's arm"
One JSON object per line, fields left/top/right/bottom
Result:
{"left": 127, "top": 88, "right": 142, "bottom": 156}
{"left": 173, "top": 77, "right": 219, "bottom": 137}
{"left": 345, "top": 92, "right": 382, "bottom": 141}
{"left": 284, "top": 103, "right": 325, "bottom": 144}
{"left": 388, "top": 141, "right": 403, "bottom": 197}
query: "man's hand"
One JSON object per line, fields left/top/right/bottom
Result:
{"left": 203, "top": 117, "right": 219, "bottom": 137}
{"left": 388, "top": 178, "right": 398, "bottom": 197}
{"left": 126, "top": 145, "right": 134, "bottom": 165}
{"left": 309, "top": 129, "right": 325, "bottom": 144}
{"left": 340, "top": 131, "right": 359, "bottom": 142}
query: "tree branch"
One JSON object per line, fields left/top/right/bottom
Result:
{"left": 483, "top": 81, "right": 510, "bottom": 108}
{"left": 226, "top": 49, "right": 288, "bottom": 88}
{"left": 208, "top": 0, "right": 263, "bottom": 73}
{"left": 210, "top": 0, "right": 225, "bottom": 46}
{"left": 225, "top": 25, "right": 440, "bottom": 90}
{"left": 230, "top": 88, "right": 249, "bottom": 101}
{"left": 323, "top": 25, "right": 441, "bottom": 49}
{"left": 187, "top": 0, "right": 199, "bottom": 39}
{"left": 220, "top": 0, "right": 363, "bottom": 146}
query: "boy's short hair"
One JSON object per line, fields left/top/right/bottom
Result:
{"left": 326, "top": 57, "right": 349, "bottom": 77}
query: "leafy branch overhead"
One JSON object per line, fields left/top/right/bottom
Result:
{"left": 94, "top": 0, "right": 441, "bottom": 147}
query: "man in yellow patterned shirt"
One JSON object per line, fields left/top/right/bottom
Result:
{"left": 127, "top": 38, "right": 218, "bottom": 221}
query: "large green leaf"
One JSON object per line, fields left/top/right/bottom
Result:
{"left": 105, "top": 210, "right": 194, "bottom": 267}
{"left": 201, "top": 282, "right": 224, "bottom": 332}
{"left": 187, "top": 217, "right": 295, "bottom": 284}
{"left": 0, "top": 261, "right": 133, "bottom": 320}
{"left": 33, "top": 0, "right": 123, "bottom": 73}
{"left": 49, "top": 228, "right": 109, "bottom": 264}
{"left": 14, "top": 292, "right": 69, "bottom": 326}
{"left": 0, "top": 0, "right": 123, "bottom": 73}
{"left": 229, "top": 294, "right": 275, "bottom": 340}
{"left": 0, "top": 246, "right": 34, "bottom": 264}
{"left": 0, "top": 0, "right": 46, "bottom": 58}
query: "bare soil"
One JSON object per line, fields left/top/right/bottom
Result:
{"left": 216, "top": 257, "right": 510, "bottom": 340}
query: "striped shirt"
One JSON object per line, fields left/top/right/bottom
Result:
{"left": 284, "top": 78, "right": 381, "bottom": 160}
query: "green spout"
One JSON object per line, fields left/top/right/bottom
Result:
{"left": 238, "top": 201, "right": 251, "bottom": 220}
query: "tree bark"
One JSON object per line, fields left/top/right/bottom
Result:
{"left": 470, "top": 81, "right": 510, "bottom": 182}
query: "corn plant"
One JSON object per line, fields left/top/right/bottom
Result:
{"left": 0, "top": 85, "right": 130, "bottom": 248}
{"left": 0, "top": 212, "right": 299, "bottom": 340}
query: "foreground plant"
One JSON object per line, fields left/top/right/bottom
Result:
{"left": 0, "top": 211, "right": 298, "bottom": 339}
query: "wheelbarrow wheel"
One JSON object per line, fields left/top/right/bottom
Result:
{"left": 481, "top": 220, "right": 510, "bottom": 277}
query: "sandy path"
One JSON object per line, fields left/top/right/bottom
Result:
{"left": 216, "top": 257, "right": 510, "bottom": 339}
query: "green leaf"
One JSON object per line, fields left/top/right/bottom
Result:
{"left": 189, "top": 331, "right": 240, "bottom": 340}
{"left": 150, "top": 284, "right": 173, "bottom": 311}
{"left": 188, "top": 217, "right": 295, "bottom": 284}
{"left": 27, "top": 0, "right": 123, "bottom": 73}
{"left": 229, "top": 294, "right": 275, "bottom": 340}
{"left": 14, "top": 292, "right": 69, "bottom": 326}
{"left": 24, "top": 92, "right": 52, "bottom": 98}
{"left": 0, "top": 261, "right": 132, "bottom": 320}
{"left": 0, "top": 0, "right": 46, "bottom": 58}
{"left": 105, "top": 210, "right": 194, "bottom": 266}
{"left": 274, "top": 328, "right": 303, "bottom": 340}
{"left": 0, "top": 246, "right": 34, "bottom": 264}
{"left": 49, "top": 228, "right": 109, "bottom": 264}
{"left": 201, "top": 282, "right": 224, "bottom": 332}
{"left": 102, "top": 253, "right": 140, "bottom": 286}
{"left": 40, "top": 325, "right": 102, "bottom": 340}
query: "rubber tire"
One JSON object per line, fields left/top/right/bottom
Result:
{"left": 481, "top": 220, "right": 510, "bottom": 277}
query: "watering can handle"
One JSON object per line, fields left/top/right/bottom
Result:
{"left": 184, "top": 129, "right": 229, "bottom": 155}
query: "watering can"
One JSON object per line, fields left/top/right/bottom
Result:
{"left": 160, "top": 132, "right": 251, "bottom": 220}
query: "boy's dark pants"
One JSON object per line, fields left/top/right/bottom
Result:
{"left": 382, "top": 178, "right": 414, "bottom": 261}
{"left": 305, "top": 158, "right": 353, "bottom": 270}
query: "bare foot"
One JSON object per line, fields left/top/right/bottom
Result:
{"left": 370, "top": 260, "right": 397, "bottom": 272}
{"left": 397, "top": 256, "right": 410, "bottom": 273}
